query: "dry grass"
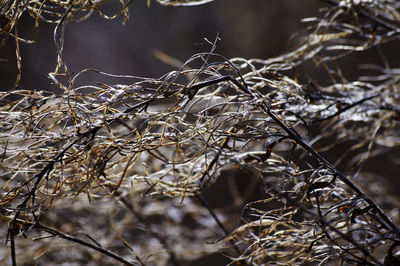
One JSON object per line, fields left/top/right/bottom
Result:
{"left": 1, "top": 0, "right": 400, "bottom": 265}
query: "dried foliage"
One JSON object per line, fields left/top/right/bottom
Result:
{"left": 1, "top": 0, "right": 400, "bottom": 265}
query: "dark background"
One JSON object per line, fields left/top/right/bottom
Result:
{"left": 1, "top": 0, "right": 323, "bottom": 90}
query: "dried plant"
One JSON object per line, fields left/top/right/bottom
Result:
{"left": 0, "top": 0, "right": 209, "bottom": 88}
{"left": 1, "top": 0, "right": 400, "bottom": 265}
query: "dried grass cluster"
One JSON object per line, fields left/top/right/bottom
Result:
{"left": 1, "top": 0, "right": 400, "bottom": 265}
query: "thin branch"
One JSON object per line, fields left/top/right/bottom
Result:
{"left": 29, "top": 221, "right": 137, "bottom": 266}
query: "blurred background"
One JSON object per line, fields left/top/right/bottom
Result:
{"left": 1, "top": 0, "right": 324, "bottom": 90}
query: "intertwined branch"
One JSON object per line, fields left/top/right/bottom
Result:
{"left": 1, "top": 0, "right": 400, "bottom": 265}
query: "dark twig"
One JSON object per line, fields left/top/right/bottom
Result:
{"left": 257, "top": 94, "right": 399, "bottom": 235}
{"left": 195, "top": 194, "right": 242, "bottom": 256}
{"left": 311, "top": 94, "right": 379, "bottom": 124}
{"left": 10, "top": 229, "right": 16, "bottom": 266}
{"left": 13, "top": 219, "right": 138, "bottom": 266}
{"left": 119, "top": 197, "right": 181, "bottom": 266}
